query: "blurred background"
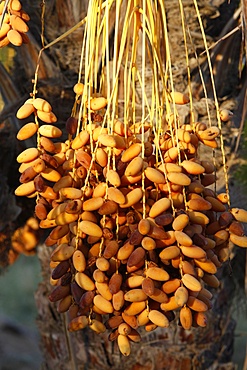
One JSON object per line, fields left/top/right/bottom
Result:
{"left": 0, "top": 255, "right": 43, "bottom": 370}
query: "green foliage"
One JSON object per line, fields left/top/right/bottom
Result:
{"left": 0, "top": 46, "right": 15, "bottom": 71}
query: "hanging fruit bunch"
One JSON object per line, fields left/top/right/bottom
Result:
{"left": 0, "top": 0, "right": 30, "bottom": 47}
{"left": 14, "top": 92, "right": 247, "bottom": 355}
{"left": 13, "top": 0, "right": 246, "bottom": 357}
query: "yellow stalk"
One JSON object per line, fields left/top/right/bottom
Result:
{"left": 193, "top": 0, "right": 231, "bottom": 206}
